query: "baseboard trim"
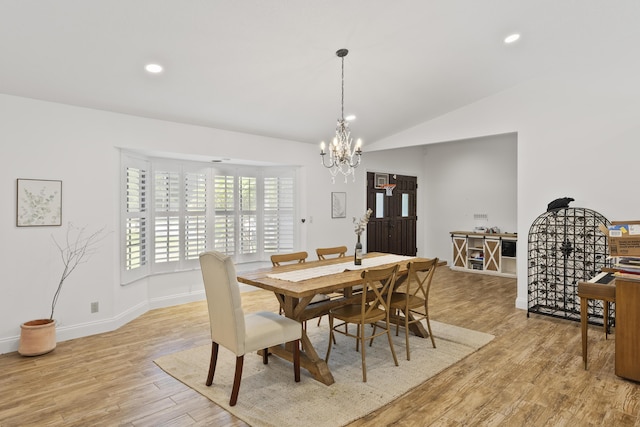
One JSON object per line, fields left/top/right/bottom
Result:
{"left": 0, "top": 290, "right": 211, "bottom": 355}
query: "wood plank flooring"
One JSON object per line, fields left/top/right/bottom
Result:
{"left": 1, "top": 268, "right": 639, "bottom": 426}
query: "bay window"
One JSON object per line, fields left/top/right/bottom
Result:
{"left": 121, "top": 152, "right": 296, "bottom": 283}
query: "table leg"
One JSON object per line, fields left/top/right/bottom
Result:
{"left": 271, "top": 294, "right": 336, "bottom": 385}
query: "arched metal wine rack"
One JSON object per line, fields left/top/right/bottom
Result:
{"left": 527, "top": 207, "right": 612, "bottom": 325}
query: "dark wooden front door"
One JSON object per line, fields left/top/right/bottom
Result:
{"left": 366, "top": 172, "right": 417, "bottom": 256}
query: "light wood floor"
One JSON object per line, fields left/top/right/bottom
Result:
{"left": 1, "top": 268, "right": 639, "bottom": 426}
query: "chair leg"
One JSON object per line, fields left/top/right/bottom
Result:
{"left": 360, "top": 332, "right": 367, "bottom": 382}
{"left": 293, "top": 339, "right": 301, "bottom": 382}
{"left": 230, "top": 355, "right": 244, "bottom": 406}
{"left": 405, "top": 313, "right": 411, "bottom": 361}
{"left": 369, "top": 323, "right": 378, "bottom": 347}
{"left": 425, "top": 312, "right": 436, "bottom": 348}
{"left": 263, "top": 347, "right": 269, "bottom": 364}
{"left": 206, "top": 342, "right": 219, "bottom": 386}
{"left": 386, "top": 327, "right": 399, "bottom": 367}
{"left": 325, "top": 315, "right": 334, "bottom": 362}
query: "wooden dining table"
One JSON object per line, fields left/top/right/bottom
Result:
{"left": 236, "top": 252, "right": 444, "bottom": 385}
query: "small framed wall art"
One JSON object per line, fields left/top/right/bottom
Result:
{"left": 16, "top": 179, "right": 62, "bottom": 227}
{"left": 331, "top": 192, "right": 347, "bottom": 218}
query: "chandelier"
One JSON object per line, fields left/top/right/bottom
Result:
{"left": 320, "top": 48, "right": 362, "bottom": 183}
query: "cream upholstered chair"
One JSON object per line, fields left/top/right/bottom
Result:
{"left": 199, "top": 251, "right": 302, "bottom": 406}
{"left": 325, "top": 264, "right": 400, "bottom": 382}
{"left": 316, "top": 246, "right": 348, "bottom": 260}
{"left": 389, "top": 258, "right": 438, "bottom": 360}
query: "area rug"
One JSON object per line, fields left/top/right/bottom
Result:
{"left": 154, "top": 320, "right": 494, "bottom": 427}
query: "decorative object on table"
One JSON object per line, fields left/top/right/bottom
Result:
{"left": 353, "top": 208, "right": 373, "bottom": 265}
{"left": 18, "top": 223, "right": 107, "bottom": 356}
{"left": 331, "top": 192, "right": 346, "bottom": 218}
{"left": 16, "top": 179, "right": 62, "bottom": 227}
{"left": 319, "top": 48, "right": 363, "bottom": 183}
{"left": 547, "top": 196, "right": 574, "bottom": 212}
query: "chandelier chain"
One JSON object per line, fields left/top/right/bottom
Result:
{"left": 341, "top": 54, "right": 344, "bottom": 120}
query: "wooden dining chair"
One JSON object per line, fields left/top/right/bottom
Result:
{"left": 325, "top": 264, "right": 400, "bottom": 382}
{"left": 199, "top": 251, "right": 301, "bottom": 406}
{"left": 316, "top": 246, "right": 348, "bottom": 260}
{"left": 270, "top": 250, "right": 330, "bottom": 330}
{"left": 389, "top": 258, "right": 439, "bottom": 360}
{"left": 270, "top": 251, "right": 308, "bottom": 266}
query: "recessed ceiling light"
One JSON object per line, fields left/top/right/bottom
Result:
{"left": 145, "top": 63, "right": 163, "bottom": 73}
{"left": 504, "top": 33, "right": 520, "bottom": 44}
{"left": 345, "top": 115, "right": 356, "bottom": 121}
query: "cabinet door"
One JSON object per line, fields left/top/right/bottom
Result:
{"left": 615, "top": 279, "right": 640, "bottom": 381}
{"left": 483, "top": 239, "right": 500, "bottom": 272}
{"left": 452, "top": 236, "right": 467, "bottom": 268}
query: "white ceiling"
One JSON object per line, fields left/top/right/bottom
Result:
{"left": 1, "top": 1, "right": 638, "bottom": 145}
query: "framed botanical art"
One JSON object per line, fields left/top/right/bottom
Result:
{"left": 331, "top": 192, "right": 346, "bottom": 218}
{"left": 16, "top": 179, "right": 62, "bottom": 227}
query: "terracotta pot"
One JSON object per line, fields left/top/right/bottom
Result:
{"left": 18, "top": 319, "right": 56, "bottom": 356}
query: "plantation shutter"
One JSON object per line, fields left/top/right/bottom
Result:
{"left": 184, "top": 172, "right": 207, "bottom": 260}
{"left": 125, "top": 166, "right": 148, "bottom": 271}
{"left": 239, "top": 176, "right": 257, "bottom": 255}
{"left": 263, "top": 176, "right": 294, "bottom": 253}
{"left": 214, "top": 175, "right": 235, "bottom": 255}
{"left": 154, "top": 170, "right": 180, "bottom": 263}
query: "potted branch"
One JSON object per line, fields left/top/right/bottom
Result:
{"left": 18, "top": 224, "right": 106, "bottom": 356}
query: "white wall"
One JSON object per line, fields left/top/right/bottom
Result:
{"left": 422, "top": 134, "right": 517, "bottom": 264}
{"left": 369, "top": 49, "right": 640, "bottom": 310}
{"left": 0, "top": 93, "right": 376, "bottom": 353}
{"left": 4, "top": 35, "right": 637, "bottom": 351}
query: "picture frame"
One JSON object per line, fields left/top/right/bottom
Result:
{"left": 16, "top": 179, "right": 62, "bottom": 227}
{"left": 331, "top": 192, "right": 347, "bottom": 218}
{"left": 374, "top": 173, "right": 389, "bottom": 189}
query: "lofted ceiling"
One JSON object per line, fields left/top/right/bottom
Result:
{"left": 1, "top": 1, "right": 638, "bottom": 146}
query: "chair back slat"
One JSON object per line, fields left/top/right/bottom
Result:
{"left": 271, "top": 251, "right": 308, "bottom": 267}
{"left": 316, "top": 246, "right": 348, "bottom": 260}
{"left": 360, "top": 264, "right": 399, "bottom": 317}
{"left": 407, "top": 258, "right": 438, "bottom": 303}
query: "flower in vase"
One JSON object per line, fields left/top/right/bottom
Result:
{"left": 353, "top": 208, "right": 373, "bottom": 236}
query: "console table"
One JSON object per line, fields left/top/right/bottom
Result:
{"left": 450, "top": 231, "right": 516, "bottom": 277}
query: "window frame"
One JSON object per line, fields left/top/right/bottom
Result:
{"left": 120, "top": 152, "right": 298, "bottom": 284}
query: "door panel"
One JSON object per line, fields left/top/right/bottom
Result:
{"left": 366, "top": 172, "right": 417, "bottom": 256}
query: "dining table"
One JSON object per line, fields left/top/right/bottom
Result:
{"left": 236, "top": 252, "right": 445, "bottom": 385}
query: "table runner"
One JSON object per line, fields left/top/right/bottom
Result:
{"left": 266, "top": 254, "right": 413, "bottom": 282}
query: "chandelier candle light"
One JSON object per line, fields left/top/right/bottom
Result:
{"left": 320, "top": 49, "right": 363, "bottom": 183}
